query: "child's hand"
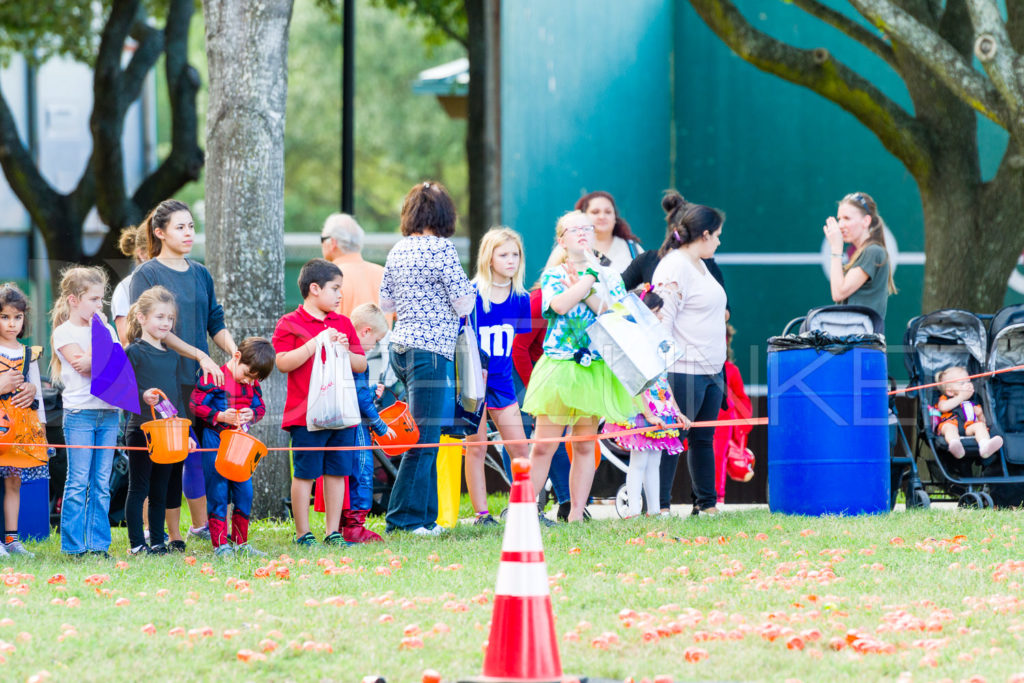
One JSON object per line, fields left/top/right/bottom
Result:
{"left": 142, "top": 388, "right": 162, "bottom": 406}
{"left": 217, "top": 409, "right": 240, "bottom": 425}
{"left": 238, "top": 408, "right": 254, "bottom": 424}
{"left": 648, "top": 415, "right": 666, "bottom": 429}
{"left": 189, "top": 437, "right": 197, "bottom": 450}
{"left": 678, "top": 414, "right": 692, "bottom": 430}
{"left": 68, "top": 353, "right": 91, "bottom": 376}
{"left": 385, "top": 426, "right": 397, "bottom": 440}
{"left": 10, "top": 381, "right": 36, "bottom": 409}
{"left": 375, "top": 383, "right": 385, "bottom": 399}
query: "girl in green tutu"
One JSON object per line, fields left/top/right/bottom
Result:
{"left": 522, "top": 210, "right": 637, "bottom": 522}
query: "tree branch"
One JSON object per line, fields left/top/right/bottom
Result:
{"left": 411, "top": 0, "right": 468, "bottom": 48}
{"left": 848, "top": 0, "right": 1009, "bottom": 127}
{"left": 965, "top": 0, "right": 1024, "bottom": 129}
{"left": 790, "top": 0, "right": 897, "bottom": 69}
{"left": 131, "top": 0, "right": 203, "bottom": 214}
{"left": 89, "top": 0, "right": 142, "bottom": 232}
{"left": 121, "top": 19, "right": 165, "bottom": 115}
{"left": 0, "top": 81, "right": 65, "bottom": 231}
{"left": 687, "top": 0, "right": 930, "bottom": 177}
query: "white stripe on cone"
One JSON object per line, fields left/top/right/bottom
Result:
{"left": 501, "top": 503, "right": 544, "bottom": 552}
{"left": 495, "top": 561, "right": 551, "bottom": 597}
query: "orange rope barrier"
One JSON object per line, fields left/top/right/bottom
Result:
{"left": 24, "top": 417, "right": 768, "bottom": 454}
{"left": 887, "top": 363, "right": 1024, "bottom": 397}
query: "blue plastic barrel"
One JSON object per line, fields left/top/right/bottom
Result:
{"left": 768, "top": 344, "right": 889, "bottom": 515}
{"left": 0, "top": 477, "right": 50, "bottom": 541}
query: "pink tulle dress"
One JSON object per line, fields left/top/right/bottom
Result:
{"left": 602, "top": 376, "right": 686, "bottom": 454}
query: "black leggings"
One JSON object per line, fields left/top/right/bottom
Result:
{"left": 125, "top": 428, "right": 183, "bottom": 549}
{"left": 665, "top": 371, "right": 725, "bottom": 511}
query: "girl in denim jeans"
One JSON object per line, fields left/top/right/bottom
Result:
{"left": 51, "top": 266, "right": 121, "bottom": 557}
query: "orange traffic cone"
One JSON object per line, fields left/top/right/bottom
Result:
{"left": 465, "top": 457, "right": 563, "bottom": 683}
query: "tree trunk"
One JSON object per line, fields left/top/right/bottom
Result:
{"left": 465, "top": 0, "right": 501, "bottom": 271}
{"left": 202, "top": 0, "right": 295, "bottom": 519}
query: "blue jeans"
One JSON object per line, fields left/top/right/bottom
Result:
{"left": 349, "top": 425, "right": 375, "bottom": 511}
{"left": 61, "top": 408, "right": 119, "bottom": 554}
{"left": 503, "top": 370, "right": 571, "bottom": 503}
{"left": 200, "top": 429, "right": 253, "bottom": 519}
{"left": 385, "top": 344, "right": 454, "bottom": 531}
{"left": 667, "top": 372, "right": 725, "bottom": 511}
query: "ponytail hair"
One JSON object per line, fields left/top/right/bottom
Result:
{"left": 544, "top": 210, "right": 588, "bottom": 269}
{"left": 49, "top": 266, "right": 109, "bottom": 381}
{"left": 840, "top": 191, "right": 898, "bottom": 295}
{"left": 658, "top": 191, "right": 725, "bottom": 258}
{"left": 141, "top": 199, "right": 191, "bottom": 258}
{"left": 125, "top": 286, "right": 177, "bottom": 344}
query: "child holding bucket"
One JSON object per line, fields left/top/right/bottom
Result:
{"left": 602, "top": 285, "right": 688, "bottom": 517}
{"left": 336, "top": 303, "right": 396, "bottom": 543}
{"left": 189, "top": 337, "right": 275, "bottom": 557}
{"left": 464, "top": 227, "right": 532, "bottom": 526}
{"left": 123, "top": 286, "right": 193, "bottom": 556}
{"left": 273, "top": 258, "right": 366, "bottom": 547}
{"left": 0, "top": 283, "right": 47, "bottom": 557}
{"left": 521, "top": 210, "right": 637, "bottom": 523}
{"left": 51, "top": 266, "right": 121, "bottom": 558}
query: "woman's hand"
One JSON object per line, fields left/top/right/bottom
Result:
{"left": 823, "top": 217, "right": 844, "bottom": 253}
{"left": 10, "top": 381, "right": 37, "bottom": 409}
{"left": 217, "top": 409, "right": 240, "bottom": 425}
{"left": 142, "top": 388, "right": 162, "bottom": 406}
{"left": 678, "top": 414, "right": 692, "bottom": 430}
{"left": 198, "top": 354, "right": 224, "bottom": 385}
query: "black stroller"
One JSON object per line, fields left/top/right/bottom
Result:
{"left": 901, "top": 309, "right": 1024, "bottom": 507}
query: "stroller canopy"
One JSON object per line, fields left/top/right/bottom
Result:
{"left": 905, "top": 309, "right": 987, "bottom": 387}
{"left": 800, "top": 305, "right": 884, "bottom": 337}
{"left": 989, "top": 322, "right": 1024, "bottom": 373}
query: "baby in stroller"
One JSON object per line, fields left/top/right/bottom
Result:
{"left": 932, "top": 366, "right": 1003, "bottom": 458}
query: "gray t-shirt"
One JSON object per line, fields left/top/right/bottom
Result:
{"left": 843, "top": 243, "right": 890, "bottom": 321}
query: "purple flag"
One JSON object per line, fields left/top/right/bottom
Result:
{"left": 90, "top": 314, "right": 140, "bottom": 414}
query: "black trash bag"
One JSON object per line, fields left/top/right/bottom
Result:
{"left": 768, "top": 330, "right": 886, "bottom": 355}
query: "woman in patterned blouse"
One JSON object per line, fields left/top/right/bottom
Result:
{"left": 379, "top": 182, "right": 476, "bottom": 534}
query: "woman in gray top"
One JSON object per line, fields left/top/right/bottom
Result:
{"left": 823, "top": 191, "right": 897, "bottom": 321}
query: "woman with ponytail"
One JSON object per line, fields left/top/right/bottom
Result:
{"left": 823, "top": 191, "right": 896, "bottom": 321}
{"left": 651, "top": 192, "right": 728, "bottom": 517}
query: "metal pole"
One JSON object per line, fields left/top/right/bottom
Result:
{"left": 341, "top": 0, "right": 355, "bottom": 214}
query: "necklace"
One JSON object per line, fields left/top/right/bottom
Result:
{"left": 491, "top": 279, "right": 512, "bottom": 288}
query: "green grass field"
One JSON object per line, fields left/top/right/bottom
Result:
{"left": 3, "top": 499, "right": 1024, "bottom": 682}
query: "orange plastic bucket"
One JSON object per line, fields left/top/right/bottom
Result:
{"left": 215, "top": 429, "right": 267, "bottom": 482}
{"left": 140, "top": 390, "right": 191, "bottom": 464}
{"left": 373, "top": 400, "right": 419, "bottom": 456}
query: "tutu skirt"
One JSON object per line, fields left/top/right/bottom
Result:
{"left": 603, "top": 414, "right": 686, "bottom": 455}
{"left": 522, "top": 356, "right": 637, "bottom": 426}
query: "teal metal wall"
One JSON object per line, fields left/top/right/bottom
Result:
{"left": 503, "top": 0, "right": 1017, "bottom": 382}
{"left": 501, "top": 0, "right": 674, "bottom": 283}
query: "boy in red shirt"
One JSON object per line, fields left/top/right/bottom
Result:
{"left": 272, "top": 259, "right": 366, "bottom": 546}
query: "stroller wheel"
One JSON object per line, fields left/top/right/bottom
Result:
{"left": 958, "top": 492, "right": 984, "bottom": 509}
{"left": 978, "top": 491, "right": 994, "bottom": 509}
{"left": 615, "top": 484, "right": 629, "bottom": 519}
{"left": 908, "top": 488, "right": 930, "bottom": 510}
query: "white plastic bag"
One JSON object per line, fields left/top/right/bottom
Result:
{"left": 455, "top": 320, "right": 486, "bottom": 414}
{"left": 306, "top": 335, "right": 361, "bottom": 431}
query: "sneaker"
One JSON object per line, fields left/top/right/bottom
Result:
{"left": 235, "top": 543, "right": 267, "bottom": 557}
{"left": 323, "top": 531, "right": 351, "bottom": 546}
{"left": 149, "top": 544, "right": 169, "bottom": 556}
{"left": 556, "top": 501, "right": 571, "bottom": 522}
{"left": 0, "top": 543, "right": 9, "bottom": 558}
{"left": 294, "top": 532, "right": 319, "bottom": 547}
{"left": 474, "top": 513, "right": 499, "bottom": 527}
{"left": 144, "top": 529, "right": 169, "bottom": 544}
{"left": 411, "top": 525, "right": 446, "bottom": 536}
{"left": 188, "top": 525, "right": 211, "bottom": 541}
{"left": 538, "top": 513, "right": 557, "bottom": 528}
{"left": 214, "top": 545, "right": 235, "bottom": 559}
{"left": 89, "top": 550, "right": 112, "bottom": 559}
{"left": 168, "top": 540, "right": 187, "bottom": 553}
{"left": 4, "top": 541, "right": 34, "bottom": 557}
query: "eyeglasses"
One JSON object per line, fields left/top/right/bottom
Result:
{"left": 320, "top": 235, "right": 332, "bottom": 243}
{"left": 565, "top": 225, "right": 595, "bottom": 235}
